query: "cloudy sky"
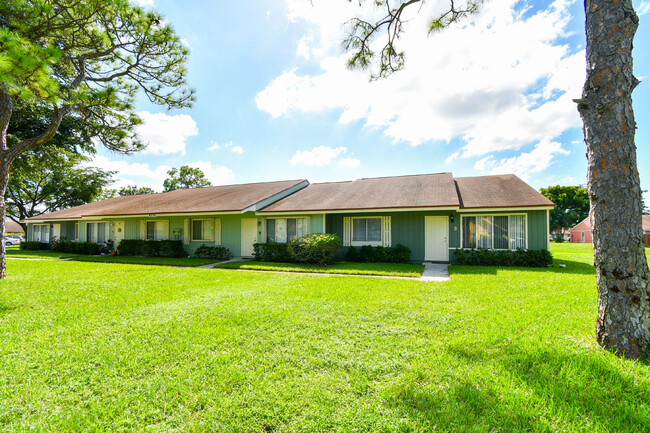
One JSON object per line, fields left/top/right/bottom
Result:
{"left": 96, "top": 0, "right": 650, "bottom": 197}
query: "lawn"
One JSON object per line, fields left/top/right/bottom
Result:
{"left": 216, "top": 260, "right": 425, "bottom": 278}
{"left": 5, "top": 247, "right": 220, "bottom": 267}
{"left": 0, "top": 244, "right": 649, "bottom": 432}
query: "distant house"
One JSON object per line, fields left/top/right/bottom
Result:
{"left": 25, "top": 172, "right": 554, "bottom": 263}
{"left": 571, "top": 215, "right": 650, "bottom": 246}
{"left": 570, "top": 217, "right": 592, "bottom": 243}
{"left": 5, "top": 220, "right": 25, "bottom": 236}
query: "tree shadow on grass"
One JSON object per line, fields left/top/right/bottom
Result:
{"left": 0, "top": 302, "right": 18, "bottom": 316}
{"left": 389, "top": 343, "right": 649, "bottom": 431}
{"left": 450, "top": 258, "right": 597, "bottom": 277}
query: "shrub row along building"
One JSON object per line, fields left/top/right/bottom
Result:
{"left": 25, "top": 172, "right": 554, "bottom": 263}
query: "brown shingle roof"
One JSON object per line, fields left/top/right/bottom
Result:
{"left": 5, "top": 220, "right": 24, "bottom": 233}
{"left": 261, "top": 173, "right": 460, "bottom": 212}
{"left": 455, "top": 174, "right": 554, "bottom": 209}
{"left": 26, "top": 179, "right": 307, "bottom": 220}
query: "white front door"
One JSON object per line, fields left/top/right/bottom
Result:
{"left": 425, "top": 216, "right": 449, "bottom": 262}
{"left": 114, "top": 221, "right": 125, "bottom": 245}
{"left": 241, "top": 218, "right": 258, "bottom": 257}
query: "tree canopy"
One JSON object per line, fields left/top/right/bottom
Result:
{"left": 163, "top": 165, "right": 212, "bottom": 192}
{"left": 540, "top": 186, "right": 590, "bottom": 234}
{"left": 119, "top": 185, "right": 155, "bottom": 196}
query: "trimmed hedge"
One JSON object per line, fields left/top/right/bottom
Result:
{"left": 253, "top": 242, "right": 291, "bottom": 262}
{"left": 195, "top": 244, "right": 232, "bottom": 260}
{"left": 19, "top": 241, "right": 49, "bottom": 251}
{"left": 454, "top": 248, "right": 553, "bottom": 267}
{"left": 254, "top": 234, "right": 343, "bottom": 265}
{"left": 117, "top": 239, "right": 186, "bottom": 257}
{"left": 55, "top": 242, "right": 101, "bottom": 255}
{"left": 344, "top": 244, "right": 411, "bottom": 263}
{"left": 287, "top": 233, "right": 342, "bottom": 265}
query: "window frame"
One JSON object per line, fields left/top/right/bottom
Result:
{"left": 145, "top": 220, "right": 165, "bottom": 241}
{"left": 460, "top": 213, "right": 528, "bottom": 250}
{"left": 351, "top": 216, "right": 383, "bottom": 247}
{"left": 74, "top": 223, "right": 79, "bottom": 242}
{"left": 33, "top": 224, "right": 50, "bottom": 243}
{"left": 191, "top": 219, "right": 214, "bottom": 242}
{"left": 264, "top": 217, "right": 310, "bottom": 243}
{"left": 86, "top": 221, "right": 110, "bottom": 243}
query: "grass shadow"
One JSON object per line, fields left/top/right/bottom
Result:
{"left": 389, "top": 343, "right": 649, "bottom": 431}
{"left": 450, "top": 258, "right": 596, "bottom": 277}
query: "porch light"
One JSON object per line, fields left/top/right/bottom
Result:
{"left": 449, "top": 215, "right": 454, "bottom": 223}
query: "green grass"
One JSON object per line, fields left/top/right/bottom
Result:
{"left": 5, "top": 247, "right": 221, "bottom": 267}
{"left": 70, "top": 255, "right": 221, "bottom": 267}
{"left": 216, "top": 260, "right": 425, "bottom": 278}
{"left": 0, "top": 244, "right": 648, "bottom": 432}
{"left": 5, "top": 247, "right": 76, "bottom": 259}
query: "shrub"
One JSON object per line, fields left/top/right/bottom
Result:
{"left": 57, "top": 242, "right": 100, "bottom": 255}
{"left": 195, "top": 244, "right": 233, "bottom": 260}
{"left": 19, "top": 241, "right": 49, "bottom": 251}
{"left": 117, "top": 239, "right": 185, "bottom": 257}
{"left": 345, "top": 244, "right": 411, "bottom": 263}
{"left": 553, "top": 234, "right": 565, "bottom": 243}
{"left": 454, "top": 248, "right": 552, "bottom": 267}
{"left": 287, "top": 233, "right": 342, "bottom": 265}
{"left": 253, "top": 243, "right": 291, "bottom": 262}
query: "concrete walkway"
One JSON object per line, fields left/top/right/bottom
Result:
{"left": 420, "top": 263, "right": 450, "bottom": 282}
{"left": 198, "top": 257, "right": 247, "bottom": 269}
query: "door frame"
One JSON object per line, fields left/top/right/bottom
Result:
{"left": 114, "top": 221, "right": 125, "bottom": 245}
{"left": 424, "top": 216, "right": 449, "bottom": 262}
{"left": 241, "top": 218, "right": 257, "bottom": 257}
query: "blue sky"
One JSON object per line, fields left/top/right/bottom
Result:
{"left": 94, "top": 0, "right": 650, "bottom": 200}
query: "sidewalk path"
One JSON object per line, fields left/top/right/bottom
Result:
{"left": 420, "top": 263, "right": 450, "bottom": 282}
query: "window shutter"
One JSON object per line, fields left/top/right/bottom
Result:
{"left": 183, "top": 219, "right": 190, "bottom": 245}
{"left": 343, "top": 217, "right": 351, "bottom": 246}
{"left": 383, "top": 216, "right": 391, "bottom": 247}
{"left": 162, "top": 220, "right": 170, "bottom": 240}
{"left": 214, "top": 219, "right": 221, "bottom": 245}
{"left": 305, "top": 216, "right": 311, "bottom": 235}
{"left": 52, "top": 224, "right": 61, "bottom": 238}
{"left": 140, "top": 221, "right": 146, "bottom": 240}
{"left": 105, "top": 223, "right": 110, "bottom": 242}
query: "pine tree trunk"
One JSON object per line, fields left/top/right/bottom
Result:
{"left": 578, "top": 0, "right": 650, "bottom": 358}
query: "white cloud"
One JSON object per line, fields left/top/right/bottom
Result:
{"left": 289, "top": 146, "right": 347, "bottom": 166}
{"left": 132, "top": 0, "right": 154, "bottom": 7}
{"left": 180, "top": 38, "right": 192, "bottom": 49}
{"left": 86, "top": 155, "right": 171, "bottom": 191}
{"left": 637, "top": 1, "right": 650, "bottom": 16}
{"left": 136, "top": 111, "right": 198, "bottom": 155}
{"left": 445, "top": 151, "right": 460, "bottom": 165}
{"left": 473, "top": 139, "right": 570, "bottom": 180}
{"left": 338, "top": 157, "right": 360, "bottom": 168}
{"left": 208, "top": 140, "right": 221, "bottom": 151}
{"left": 258, "top": 0, "right": 583, "bottom": 174}
{"left": 185, "top": 161, "right": 235, "bottom": 185}
{"left": 296, "top": 35, "right": 313, "bottom": 60}
{"left": 231, "top": 146, "right": 244, "bottom": 154}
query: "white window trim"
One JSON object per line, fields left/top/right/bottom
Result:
{"left": 33, "top": 224, "right": 50, "bottom": 242}
{"left": 351, "top": 216, "right": 384, "bottom": 247}
{"left": 264, "top": 217, "right": 310, "bottom": 243}
{"left": 144, "top": 220, "right": 167, "bottom": 241}
{"left": 86, "top": 221, "right": 110, "bottom": 243}
{"left": 460, "top": 213, "right": 528, "bottom": 250}
{"left": 190, "top": 219, "right": 214, "bottom": 242}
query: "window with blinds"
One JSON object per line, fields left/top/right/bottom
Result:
{"left": 266, "top": 218, "right": 309, "bottom": 243}
{"left": 461, "top": 215, "right": 527, "bottom": 250}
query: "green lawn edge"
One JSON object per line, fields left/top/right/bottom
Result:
{"left": 215, "top": 260, "right": 425, "bottom": 278}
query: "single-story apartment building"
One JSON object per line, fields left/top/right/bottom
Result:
{"left": 24, "top": 172, "right": 554, "bottom": 263}
{"left": 5, "top": 220, "right": 25, "bottom": 236}
{"left": 570, "top": 217, "right": 592, "bottom": 243}
{"left": 571, "top": 215, "right": 650, "bottom": 246}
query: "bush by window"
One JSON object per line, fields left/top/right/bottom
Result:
{"left": 454, "top": 248, "right": 552, "bottom": 267}
{"left": 344, "top": 244, "right": 411, "bottom": 263}
{"left": 194, "top": 244, "right": 232, "bottom": 260}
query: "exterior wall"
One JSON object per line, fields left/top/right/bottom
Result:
{"left": 327, "top": 209, "right": 549, "bottom": 263}
{"left": 570, "top": 218, "right": 592, "bottom": 243}
{"left": 327, "top": 210, "right": 457, "bottom": 263}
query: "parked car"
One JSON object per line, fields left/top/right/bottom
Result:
{"left": 5, "top": 235, "right": 24, "bottom": 246}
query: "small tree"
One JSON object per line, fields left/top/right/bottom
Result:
{"left": 0, "top": 0, "right": 194, "bottom": 277}
{"left": 163, "top": 165, "right": 212, "bottom": 192}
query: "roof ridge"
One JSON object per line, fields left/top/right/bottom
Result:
{"left": 357, "top": 172, "right": 451, "bottom": 181}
